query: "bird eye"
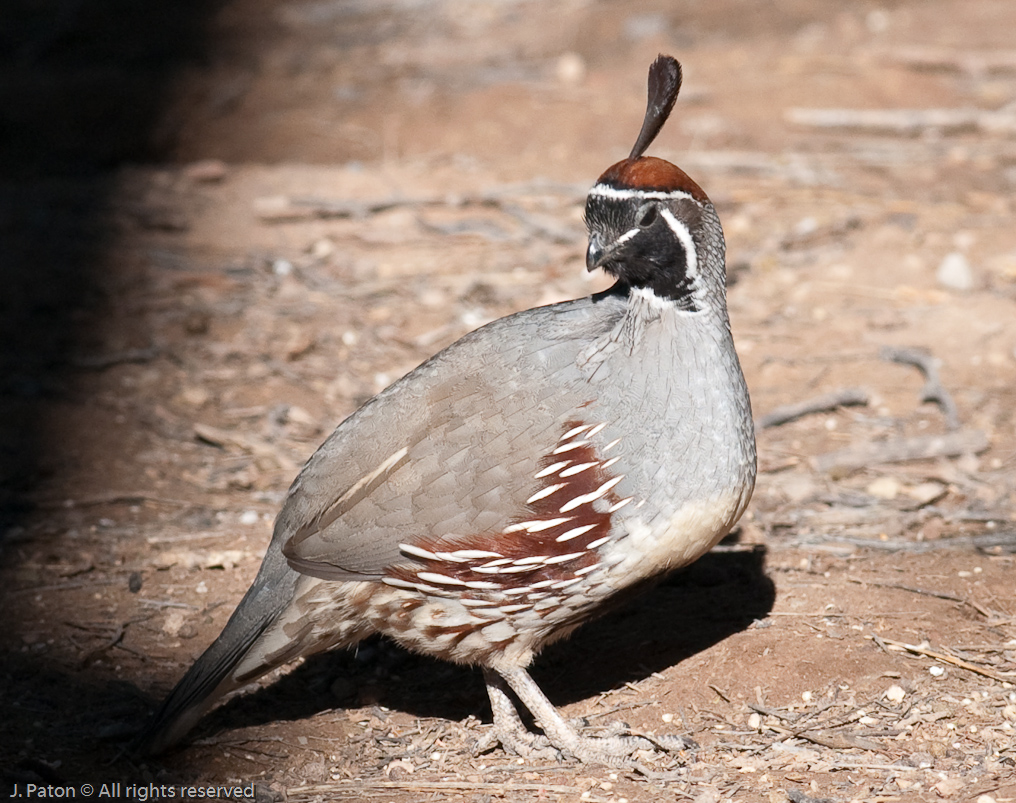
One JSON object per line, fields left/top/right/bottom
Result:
{"left": 637, "top": 205, "right": 658, "bottom": 228}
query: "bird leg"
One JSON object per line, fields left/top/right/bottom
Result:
{"left": 494, "top": 665, "right": 694, "bottom": 771}
{"left": 476, "top": 667, "right": 563, "bottom": 761}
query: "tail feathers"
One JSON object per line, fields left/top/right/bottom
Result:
{"left": 136, "top": 549, "right": 301, "bottom": 755}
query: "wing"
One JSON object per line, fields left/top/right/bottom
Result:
{"left": 278, "top": 296, "right": 626, "bottom": 581}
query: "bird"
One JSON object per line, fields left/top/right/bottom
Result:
{"left": 138, "top": 54, "right": 756, "bottom": 770}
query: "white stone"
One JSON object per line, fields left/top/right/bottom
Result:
{"left": 937, "top": 251, "right": 975, "bottom": 291}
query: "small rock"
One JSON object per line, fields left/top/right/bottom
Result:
{"left": 163, "top": 611, "right": 186, "bottom": 637}
{"left": 183, "top": 159, "right": 228, "bottom": 183}
{"left": 933, "top": 777, "right": 965, "bottom": 797}
{"left": 884, "top": 684, "right": 906, "bottom": 704}
{"left": 929, "top": 665, "right": 945, "bottom": 677}
{"left": 240, "top": 510, "right": 260, "bottom": 526}
{"left": 936, "top": 251, "right": 975, "bottom": 291}
{"left": 867, "top": 476, "right": 901, "bottom": 499}
{"left": 555, "top": 52, "right": 586, "bottom": 86}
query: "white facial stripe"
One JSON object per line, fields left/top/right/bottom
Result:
{"left": 588, "top": 184, "right": 696, "bottom": 202}
{"left": 659, "top": 207, "right": 697, "bottom": 278}
{"left": 615, "top": 227, "right": 639, "bottom": 246}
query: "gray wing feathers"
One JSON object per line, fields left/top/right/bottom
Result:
{"left": 281, "top": 297, "right": 624, "bottom": 579}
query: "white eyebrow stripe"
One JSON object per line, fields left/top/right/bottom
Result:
{"left": 588, "top": 185, "right": 696, "bottom": 201}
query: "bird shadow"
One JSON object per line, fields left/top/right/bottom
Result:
{"left": 179, "top": 537, "right": 774, "bottom": 744}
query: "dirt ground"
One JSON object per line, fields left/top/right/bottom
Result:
{"left": 2, "top": 1, "right": 1015, "bottom": 801}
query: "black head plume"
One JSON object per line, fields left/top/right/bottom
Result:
{"left": 627, "top": 55, "right": 683, "bottom": 162}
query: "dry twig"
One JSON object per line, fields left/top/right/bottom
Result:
{"left": 811, "top": 428, "right": 989, "bottom": 473}
{"left": 881, "top": 346, "right": 960, "bottom": 429}
{"left": 874, "top": 636, "right": 1016, "bottom": 682}
{"left": 755, "top": 387, "right": 869, "bottom": 431}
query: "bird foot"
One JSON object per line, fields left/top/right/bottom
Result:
{"left": 485, "top": 667, "right": 697, "bottom": 775}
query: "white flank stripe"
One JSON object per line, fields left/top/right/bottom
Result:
{"left": 479, "top": 558, "right": 513, "bottom": 568}
{"left": 552, "top": 440, "right": 590, "bottom": 454}
{"left": 382, "top": 577, "right": 420, "bottom": 590}
{"left": 399, "top": 543, "right": 439, "bottom": 561}
{"left": 555, "top": 523, "right": 597, "bottom": 542}
{"left": 600, "top": 456, "right": 620, "bottom": 470}
{"left": 448, "top": 549, "right": 503, "bottom": 560}
{"left": 465, "top": 580, "right": 502, "bottom": 590}
{"left": 559, "top": 475, "right": 625, "bottom": 512}
{"left": 417, "top": 572, "right": 467, "bottom": 586}
{"left": 503, "top": 516, "right": 573, "bottom": 534}
{"left": 607, "top": 497, "right": 633, "bottom": 512}
{"left": 587, "top": 535, "right": 611, "bottom": 549}
{"left": 434, "top": 551, "right": 468, "bottom": 563}
{"left": 534, "top": 460, "right": 571, "bottom": 479}
{"left": 550, "top": 577, "right": 584, "bottom": 589}
{"left": 500, "top": 564, "right": 539, "bottom": 573}
{"left": 526, "top": 483, "right": 567, "bottom": 504}
{"left": 574, "top": 563, "right": 600, "bottom": 575}
{"left": 587, "top": 422, "right": 607, "bottom": 438}
{"left": 543, "top": 552, "right": 586, "bottom": 565}
{"left": 559, "top": 461, "right": 598, "bottom": 477}
{"left": 603, "top": 438, "right": 622, "bottom": 452}
{"left": 511, "top": 555, "right": 550, "bottom": 566}
{"left": 471, "top": 566, "right": 506, "bottom": 574}
{"left": 560, "top": 424, "right": 591, "bottom": 441}
{"left": 499, "top": 603, "right": 531, "bottom": 613}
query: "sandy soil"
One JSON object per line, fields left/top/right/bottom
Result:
{"left": 2, "top": 1, "right": 1015, "bottom": 801}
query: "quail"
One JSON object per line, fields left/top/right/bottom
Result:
{"left": 139, "top": 55, "right": 756, "bottom": 770}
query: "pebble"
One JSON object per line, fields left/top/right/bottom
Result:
{"left": 885, "top": 684, "right": 906, "bottom": 703}
{"left": 937, "top": 251, "right": 975, "bottom": 290}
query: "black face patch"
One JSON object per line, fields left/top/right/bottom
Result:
{"left": 585, "top": 196, "right": 702, "bottom": 311}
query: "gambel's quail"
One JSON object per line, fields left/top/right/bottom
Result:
{"left": 139, "top": 55, "right": 756, "bottom": 769}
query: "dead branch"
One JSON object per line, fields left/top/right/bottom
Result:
{"left": 874, "top": 636, "right": 1016, "bottom": 683}
{"left": 786, "top": 106, "right": 1016, "bottom": 136}
{"left": 881, "top": 346, "right": 960, "bottom": 429}
{"left": 755, "top": 387, "right": 869, "bottom": 431}
{"left": 70, "top": 346, "right": 160, "bottom": 370}
{"left": 891, "top": 46, "right": 1016, "bottom": 76}
{"left": 811, "top": 428, "right": 989, "bottom": 473}
{"left": 193, "top": 422, "right": 299, "bottom": 472}
{"left": 767, "top": 723, "right": 883, "bottom": 752}
{"left": 798, "top": 531, "right": 1016, "bottom": 554}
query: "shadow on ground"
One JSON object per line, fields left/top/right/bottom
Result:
{"left": 160, "top": 543, "right": 774, "bottom": 757}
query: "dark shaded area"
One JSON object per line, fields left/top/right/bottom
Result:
{"left": 0, "top": 1, "right": 224, "bottom": 536}
{"left": 0, "top": 0, "right": 224, "bottom": 793}
{"left": 157, "top": 545, "right": 774, "bottom": 752}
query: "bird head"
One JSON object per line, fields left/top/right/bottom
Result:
{"left": 585, "top": 55, "right": 725, "bottom": 313}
